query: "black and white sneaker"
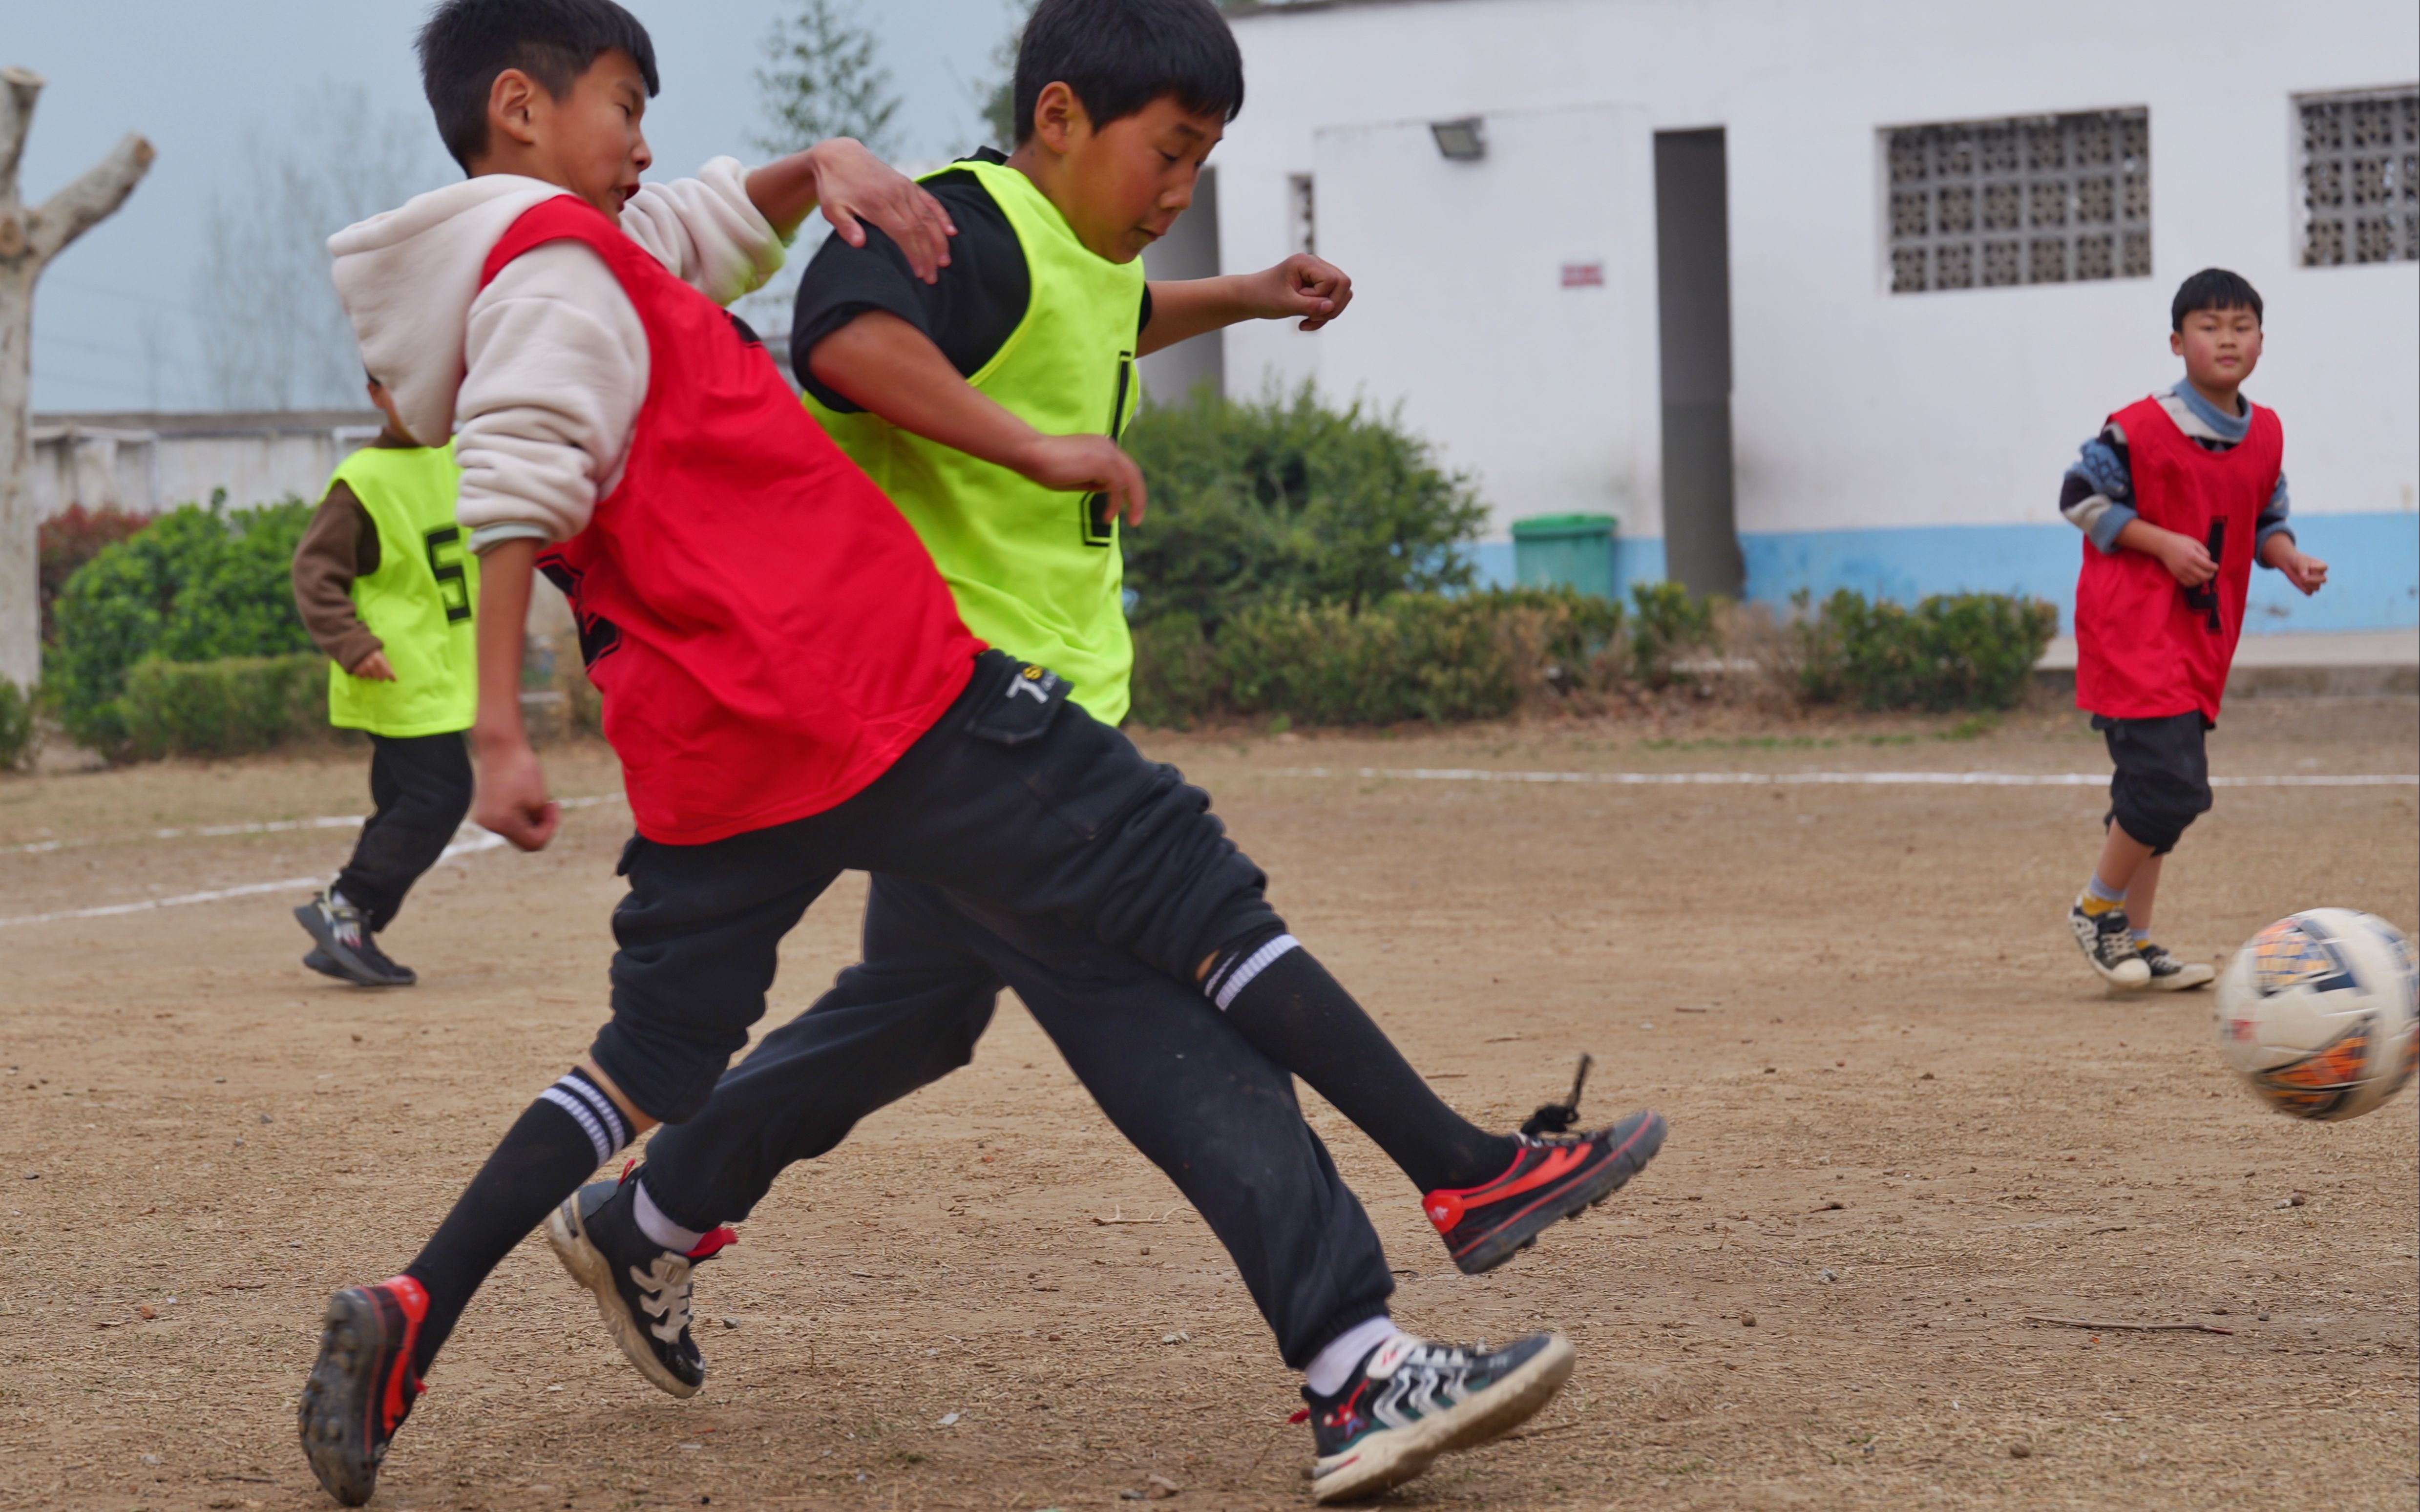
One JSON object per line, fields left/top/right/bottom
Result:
{"left": 2138, "top": 942, "right": 2215, "bottom": 991}
{"left": 546, "top": 1170, "right": 735, "bottom": 1399}
{"left": 1300, "top": 1330, "right": 1574, "bottom": 1504}
{"left": 295, "top": 892, "right": 416, "bottom": 987}
{"left": 2068, "top": 898, "right": 2149, "bottom": 988}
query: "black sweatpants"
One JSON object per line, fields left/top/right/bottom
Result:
{"left": 335, "top": 731, "right": 474, "bottom": 933}
{"left": 594, "top": 652, "right": 1282, "bottom": 1125}
{"left": 642, "top": 876, "right": 1395, "bottom": 1369}
{"left": 2094, "top": 711, "right": 2213, "bottom": 855}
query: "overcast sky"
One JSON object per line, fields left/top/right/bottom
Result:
{"left": 14, "top": 0, "right": 1021, "bottom": 412}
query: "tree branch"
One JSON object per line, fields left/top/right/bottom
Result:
{"left": 0, "top": 67, "right": 42, "bottom": 210}
{"left": 27, "top": 133, "right": 154, "bottom": 265}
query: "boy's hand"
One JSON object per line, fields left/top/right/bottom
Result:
{"left": 348, "top": 649, "right": 398, "bottom": 682}
{"left": 2137, "top": 525, "right": 2217, "bottom": 588}
{"left": 1016, "top": 434, "right": 1148, "bottom": 526}
{"left": 471, "top": 732, "right": 562, "bottom": 852}
{"left": 805, "top": 139, "right": 956, "bottom": 284}
{"left": 2262, "top": 534, "right": 2329, "bottom": 595}
{"left": 1248, "top": 253, "right": 1354, "bottom": 331}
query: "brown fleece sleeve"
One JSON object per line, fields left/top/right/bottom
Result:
{"left": 291, "top": 481, "right": 385, "bottom": 671}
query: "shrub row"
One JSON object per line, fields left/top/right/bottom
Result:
{"left": 120, "top": 653, "right": 329, "bottom": 760}
{"left": 45, "top": 495, "right": 316, "bottom": 753}
{"left": 1132, "top": 588, "right": 1623, "bottom": 728}
{"left": 1791, "top": 588, "right": 2058, "bottom": 712}
{"left": 1132, "top": 584, "right": 2055, "bottom": 728}
{"left": 0, "top": 679, "right": 33, "bottom": 771}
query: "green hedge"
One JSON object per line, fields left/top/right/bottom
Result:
{"left": 0, "top": 679, "right": 33, "bottom": 770}
{"left": 121, "top": 653, "right": 329, "bottom": 760}
{"left": 45, "top": 494, "right": 316, "bottom": 752}
{"left": 1132, "top": 588, "right": 1622, "bottom": 728}
{"left": 1120, "top": 385, "right": 1488, "bottom": 630}
{"left": 1792, "top": 588, "right": 2057, "bottom": 712}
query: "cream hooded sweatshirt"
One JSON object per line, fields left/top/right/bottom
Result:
{"left": 327, "top": 158, "right": 784, "bottom": 552}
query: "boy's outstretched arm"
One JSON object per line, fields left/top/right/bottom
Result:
{"left": 1139, "top": 252, "right": 1353, "bottom": 356}
{"left": 2258, "top": 530, "right": 2328, "bottom": 595}
{"left": 810, "top": 311, "right": 1148, "bottom": 525}
{"left": 745, "top": 141, "right": 958, "bottom": 284}
{"left": 468, "top": 538, "right": 561, "bottom": 852}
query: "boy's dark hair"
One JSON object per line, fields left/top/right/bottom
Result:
{"left": 1011, "top": 0, "right": 1243, "bottom": 146}
{"left": 417, "top": 0, "right": 660, "bottom": 171}
{"left": 2171, "top": 267, "right": 2263, "bottom": 331}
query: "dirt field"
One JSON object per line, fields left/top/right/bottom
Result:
{"left": 3, "top": 696, "right": 2415, "bottom": 1512}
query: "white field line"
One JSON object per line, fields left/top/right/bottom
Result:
{"left": 0, "top": 793, "right": 624, "bottom": 929}
{"left": 1265, "top": 766, "right": 2420, "bottom": 790}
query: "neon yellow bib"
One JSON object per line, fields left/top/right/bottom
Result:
{"left": 806, "top": 158, "right": 1143, "bottom": 722}
{"left": 324, "top": 443, "right": 477, "bottom": 736}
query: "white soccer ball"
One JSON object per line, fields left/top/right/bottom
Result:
{"left": 2214, "top": 908, "right": 2419, "bottom": 1122}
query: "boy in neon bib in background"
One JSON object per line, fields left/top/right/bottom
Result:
{"left": 2060, "top": 268, "right": 2329, "bottom": 990}
{"left": 290, "top": 374, "right": 475, "bottom": 987}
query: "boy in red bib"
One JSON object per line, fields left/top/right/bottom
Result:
{"left": 2060, "top": 269, "right": 2328, "bottom": 989}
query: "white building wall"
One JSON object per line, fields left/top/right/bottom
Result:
{"left": 1220, "top": 0, "right": 2420, "bottom": 630}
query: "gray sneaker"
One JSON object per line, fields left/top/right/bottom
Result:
{"left": 2138, "top": 942, "right": 2215, "bottom": 991}
{"left": 2068, "top": 897, "right": 2150, "bottom": 987}
{"left": 295, "top": 892, "right": 416, "bottom": 987}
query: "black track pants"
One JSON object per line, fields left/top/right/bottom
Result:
{"left": 591, "top": 652, "right": 1281, "bottom": 1125}
{"left": 335, "top": 731, "right": 474, "bottom": 933}
{"left": 640, "top": 875, "right": 1395, "bottom": 1370}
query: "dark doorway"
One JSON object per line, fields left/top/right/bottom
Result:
{"left": 1653, "top": 129, "right": 1743, "bottom": 598}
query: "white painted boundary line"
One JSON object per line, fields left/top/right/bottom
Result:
{"left": 0, "top": 793, "right": 625, "bottom": 929}
{"left": 1267, "top": 766, "right": 2420, "bottom": 789}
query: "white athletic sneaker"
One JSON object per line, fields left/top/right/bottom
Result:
{"left": 1301, "top": 1331, "right": 1573, "bottom": 1503}
{"left": 2138, "top": 943, "right": 2215, "bottom": 991}
{"left": 2069, "top": 898, "right": 2151, "bottom": 987}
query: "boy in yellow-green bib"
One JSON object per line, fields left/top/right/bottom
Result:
{"left": 598, "top": 8, "right": 1660, "bottom": 1496}
{"left": 288, "top": 374, "right": 477, "bottom": 987}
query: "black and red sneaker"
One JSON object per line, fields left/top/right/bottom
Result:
{"left": 547, "top": 1166, "right": 737, "bottom": 1398}
{"left": 298, "top": 1275, "right": 428, "bottom": 1507}
{"left": 1422, "top": 1058, "right": 1665, "bottom": 1274}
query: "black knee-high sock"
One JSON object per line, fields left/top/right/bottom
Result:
{"left": 402, "top": 1071, "right": 628, "bottom": 1375}
{"left": 1207, "top": 938, "right": 1517, "bottom": 1193}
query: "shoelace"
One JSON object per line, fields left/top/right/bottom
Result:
{"left": 630, "top": 1253, "right": 699, "bottom": 1343}
{"left": 1519, "top": 1054, "right": 1593, "bottom": 1137}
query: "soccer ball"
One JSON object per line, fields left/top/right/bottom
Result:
{"left": 2214, "top": 909, "right": 2419, "bottom": 1122}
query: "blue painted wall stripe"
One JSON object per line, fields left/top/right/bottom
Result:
{"left": 1471, "top": 513, "right": 2418, "bottom": 633}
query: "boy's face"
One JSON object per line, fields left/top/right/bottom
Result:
{"left": 1042, "top": 89, "right": 1226, "bottom": 263}
{"left": 2170, "top": 304, "right": 2263, "bottom": 397}
{"left": 478, "top": 47, "right": 653, "bottom": 220}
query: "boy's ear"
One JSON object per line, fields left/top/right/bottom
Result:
{"left": 485, "top": 67, "right": 547, "bottom": 155}
{"left": 2169, "top": 330, "right": 2185, "bottom": 357}
{"left": 1029, "top": 81, "right": 1090, "bottom": 155}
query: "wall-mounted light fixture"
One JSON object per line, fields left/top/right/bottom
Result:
{"left": 1430, "top": 117, "right": 1486, "bottom": 161}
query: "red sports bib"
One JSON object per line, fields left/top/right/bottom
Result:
{"left": 478, "top": 197, "right": 983, "bottom": 844}
{"left": 2074, "top": 394, "right": 2282, "bottom": 723}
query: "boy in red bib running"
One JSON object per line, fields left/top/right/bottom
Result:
{"left": 2061, "top": 268, "right": 2328, "bottom": 989}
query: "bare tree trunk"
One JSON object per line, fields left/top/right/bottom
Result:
{"left": 0, "top": 66, "right": 154, "bottom": 691}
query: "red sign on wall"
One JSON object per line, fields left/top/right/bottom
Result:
{"left": 1560, "top": 262, "right": 1605, "bottom": 288}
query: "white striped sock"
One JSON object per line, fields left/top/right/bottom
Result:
{"left": 539, "top": 1073, "right": 629, "bottom": 1167}
{"left": 1209, "top": 933, "right": 1300, "bottom": 1011}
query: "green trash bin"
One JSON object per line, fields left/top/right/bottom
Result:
{"left": 1510, "top": 513, "right": 1618, "bottom": 597}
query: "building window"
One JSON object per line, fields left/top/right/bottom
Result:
{"left": 1884, "top": 109, "right": 2149, "bottom": 294}
{"left": 2298, "top": 87, "right": 2418, "bottom": 267}
{"left": 1288, "top": 173, "right": 1315, "bottom": 257}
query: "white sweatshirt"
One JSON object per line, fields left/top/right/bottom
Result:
{"left": 327, "top": 159, "right": 785, "bottom": 551}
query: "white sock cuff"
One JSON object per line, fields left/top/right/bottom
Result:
{"left": 632, "top": 1177, "right": 706, "bottom": 1254}
{"left": 1304, "top": 1314, "right": 1399, "bottom": 1398}
{"left": 540, "top": 1073, "right": 630, "bottom": 1167}
{"left": 1209, "top": 933, "right": 1300, "bottom": 1011}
